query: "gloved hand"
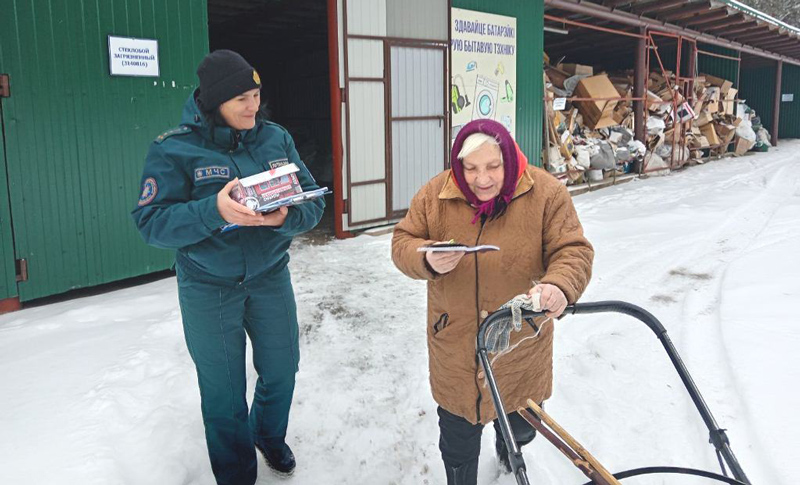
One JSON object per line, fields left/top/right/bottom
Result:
{"left": 484, "top": 293, "right": 542, "bottom": 354}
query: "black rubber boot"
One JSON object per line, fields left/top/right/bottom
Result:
{"left": 493, "top": 406, "right": 540, "bottom": 475}
{"left": 255, "top": 442, "right": 296, "bottom": 477}
{"left": 444, "top": 458, "right": 479, "bottom": 485}
{"left": 495, "top": 432, "right": 512, "bottom": 474}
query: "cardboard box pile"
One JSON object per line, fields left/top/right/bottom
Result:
{"left": 683, "top": 72, "right": 770, "bottom": 160}
{"left": 542, "top": 55, "right": 771, "bottom": 184}
{"left": 543, "top": 60, "right": 642, "bottom": 185}
{"left": 574, "top": 74, "right": 621, "bottom": 130}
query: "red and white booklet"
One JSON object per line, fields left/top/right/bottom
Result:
{"left": 220, "top": 163, "right": 329, "bottom": 232}
{"left": 230, "top": 163, "right": 303, "bottom": 212}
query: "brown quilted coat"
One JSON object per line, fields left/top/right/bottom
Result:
{"left": 392, "top": 165, "right": 594, "bottom": 424}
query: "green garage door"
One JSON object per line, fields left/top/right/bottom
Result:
{"left": 0, "top": 0, "right": 208, "bottom": 301}
{"left": 0, "top": 95, "right": 16, "bottom": 301}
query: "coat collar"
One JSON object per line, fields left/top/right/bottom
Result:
{"left": 438, "top": 167, "right": 535, "bottom": 203}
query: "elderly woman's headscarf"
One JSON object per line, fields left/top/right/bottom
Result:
{"left": 450, "top": 119, "right": 528, "bottom": 223}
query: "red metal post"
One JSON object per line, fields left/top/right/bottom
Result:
{"left": 673, "top": 34, "right": 682, "bottom": 168}
{"left": 772, "top": 60, "right": 783, "bottom": 146}
{"left": 0, "top": 297, "right": 21, "bottom": 315}
{"left": 634, "top": 26, "right": 647, "bottom": 143}
{"left": 327, "top": 0, "right": 352, "bottom": 239}
{"left": 687, "top": 39, "right": 697, "bottom": 96}
{"left": 736, "top": 50, "right": 741, "bottom": 89}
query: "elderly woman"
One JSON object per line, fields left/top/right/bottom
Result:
{"left": 392, "top": 119, "right": 593, "bottom": 484}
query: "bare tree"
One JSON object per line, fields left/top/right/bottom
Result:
{"left": 745, "top": 0, "right": 800, "bottom": 28}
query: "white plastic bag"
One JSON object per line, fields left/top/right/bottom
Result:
{"left": 574, "top": 145, "right": 592, "bottom": 169}
{"left": 735, "top": 119, "right": 757, "bottom": 143}
{"left": 646, "top": 117, "right": 666, "bottom": 136}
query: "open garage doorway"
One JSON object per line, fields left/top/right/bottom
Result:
{"left": 207, "top": 0, "right": 335, "bottom": 238}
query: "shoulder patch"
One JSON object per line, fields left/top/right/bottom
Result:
{"left": 194, "top": 166, "right": 231, "bottom": 181}
{"left": 268, "top": 158, "right": 289, "bottom": 169}
{"left": 155, "top": 125, "right": 191, "bottom": 144}
{"left": 138, "top": 177, "right": 158, "bottom": 206}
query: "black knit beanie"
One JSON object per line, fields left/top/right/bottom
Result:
{"left": 196, "top": 50, "right": 261, "bottom": 111}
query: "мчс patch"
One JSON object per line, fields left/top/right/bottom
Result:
{"left": 194, "top": 166, "right": 231, "bottom": 182}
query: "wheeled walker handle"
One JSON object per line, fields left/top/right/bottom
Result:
{"left": 476, "top": 300, "right": 750, "bottom": 485}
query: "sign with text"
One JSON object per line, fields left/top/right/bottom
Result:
{"left": 108, "top": 36, "right": 159, "bottom": 77}
{"left": 450, "top": 8, "right": 517, "bottom": 142}
{"left": 782, "top": 93, "right": 794, "bottom": 102}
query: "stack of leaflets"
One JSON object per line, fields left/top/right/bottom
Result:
{"left": 220, "top": 163, "right": 329, "bottom": 232}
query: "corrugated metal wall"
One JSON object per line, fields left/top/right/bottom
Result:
{"left": 347, "top": 0, "right": 387, "bottom": 36}
{"left": 392, "top": 121, "right": 444, "bottom": 211}
{"left": 345, "top": 32, "right": 387, "bottom": 200}
{"left": 350, "top": 185, "right": 386, "bottom": 222}
{"left": 349, "top": 82, "right": 387, "bottom": 183}
{"left": 779, "top": 63, "right": 800, "bottom": 139}
{"left": 391, "top": 46, "right": 446, "bottom": 211}
{"left": 347, "top": 39, "right": 384, "bottom": 76}
{"left": 452, "top": 0, "right": 543, "bottom": 166}
{"left": 697, "top": 43, "right": 740, "bottom": 87}
{"left": 0, "top": 0, "right": 207, "bottom": 301}
{"left": 740, "top": 65, "right": 777, "bottom": 133}
{"left": 387, "top": 0, "right": 448, "bottom": 40}
{"left": 391, "top": 48, "right": 445, "bottom": 119}
{"left": 342, "top": 0, "right": 449, "bottom": 228}
{"left": 0, "top": 121, "right": 15, "bottom": 300}
{"left": 344, "top": 1, "right": 388, "bottom": 225}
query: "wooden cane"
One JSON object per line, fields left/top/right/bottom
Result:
{"left": 523, "top": 399, "right": 621, "bottom": 485}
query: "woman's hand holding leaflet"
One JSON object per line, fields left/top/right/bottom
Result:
{"left": 425, "top": 247, "right": 465, "bottom": 274}
{"left": 217, "top": 179, "right": 288, "bottom": 227}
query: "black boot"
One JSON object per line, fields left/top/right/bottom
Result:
{"left": 493, "top": 406, "right": 540, "bottom": 475}
{"left": 495, "top": 433, "right": 512, "bottom": 474}
{"left": 444, "top": 458, "right": 478, "bottom": 485}
{"left": 255, "top": 442, "right": 296, "bottom": 477}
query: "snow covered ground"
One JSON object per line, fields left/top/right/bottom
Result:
{"left": 2, "top": 143, "right": 799, "bottom": 485}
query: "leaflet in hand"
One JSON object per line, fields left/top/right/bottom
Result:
{"left": 417, "top": 242, "right": 499, "bottom": 253}
{"left": 220, "top": 163, "right": 329, "bottom": 232}
{"left": 240, "top": 186, "right": 330, "bottom": 214}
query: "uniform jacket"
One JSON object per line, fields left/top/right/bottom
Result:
{"left": 392, "top": 165, "right": 593, "bottom": 424}
{"left": 132, "top": 91, "right": 324, "bottom": 284}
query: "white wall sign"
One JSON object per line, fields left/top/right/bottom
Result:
{"left": 450, "top": 8, "right": 517, "bottom": 141}
{"left": 782, "top": 93, "right": 794, "bottom": 102}
{"left": 108, "top": 36, "right": 159, "bottom": 77}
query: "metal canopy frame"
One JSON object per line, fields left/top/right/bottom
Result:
{"left": 543, "top": 2, "right": 764, "bottom": 178}
{"left": 545, "top": 0, "right": 794, "bottom": 154}
{"left": 545, "top": 0, "right": 800, "bottom": 67}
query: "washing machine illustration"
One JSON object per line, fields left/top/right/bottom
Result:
{"left": 472, "top": 75, "right": 500, "bottom": 120}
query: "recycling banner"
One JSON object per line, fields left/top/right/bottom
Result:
{"left": 450, "top": 8, "right": 517, "bottom": 142}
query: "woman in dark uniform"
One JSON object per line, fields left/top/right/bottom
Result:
{"left": 132, "top": 50, "right": 323, "bottom": 485}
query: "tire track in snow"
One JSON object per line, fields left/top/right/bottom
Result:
{"left": 554, "top": 148, "right": 799, "bottom": 481}
{"left": 637, "top": 155, "right": 799, "bottom": 480}
{"left": 673, "top": 161, "right": 800, "bottom": 485}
